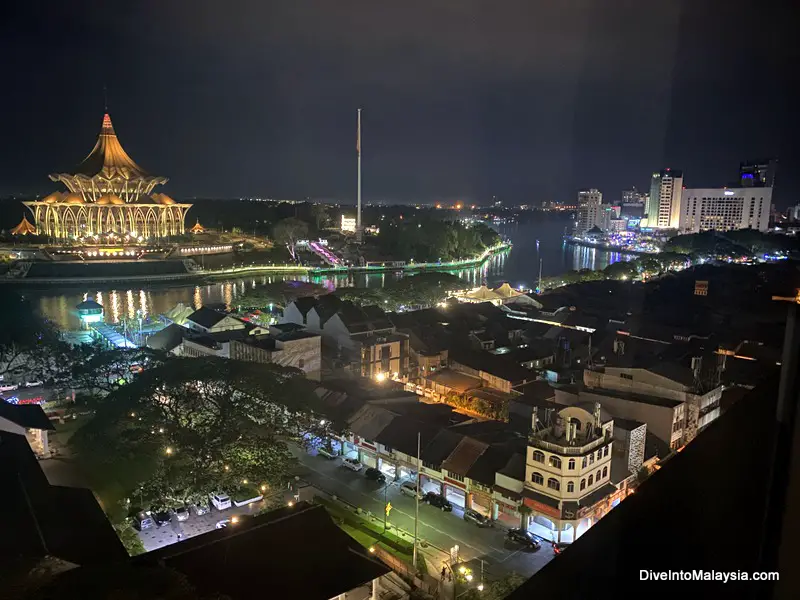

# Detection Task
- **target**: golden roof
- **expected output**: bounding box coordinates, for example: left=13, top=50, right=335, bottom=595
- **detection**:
left=41, top=192, right=63, bottom=204
left=151, top=193, right=176, bottom=205
left=71, top=113, right=150, bottom=180
left=11, top=215, right=37, bottom=235
left=97, top=193, right=125, bottom=205
left=63, top=193, right=85, bottom=205
left=189, top=220, right=205, bottom=233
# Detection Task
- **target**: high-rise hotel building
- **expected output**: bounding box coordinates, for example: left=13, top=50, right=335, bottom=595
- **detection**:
left=644, top=169, right=683, bottom=229
left=678, top=187, right=771, bottom=233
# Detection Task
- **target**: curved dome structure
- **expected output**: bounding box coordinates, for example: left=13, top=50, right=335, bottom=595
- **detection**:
left=42, top=192, right=63, bottom=204
left=22, top=112, right=192, bottom=241
left=152, top=193, right=176, bottom=205
left=63, top=193, right=85, bottom=205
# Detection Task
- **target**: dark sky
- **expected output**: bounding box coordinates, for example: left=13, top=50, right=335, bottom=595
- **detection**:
left=0, top=0, right=796, bottom=206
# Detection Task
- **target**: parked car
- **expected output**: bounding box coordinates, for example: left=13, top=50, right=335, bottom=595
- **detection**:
left=317, top=447, right=338, bottom=460
left=424, top=492, right=453, bottom=512
left=0, top=383, right=19, bottom=392
left=174, top=505, right=190, bottom=521
left=364, top=467, right=386, bottom=483
left=133, top=511, right=154, bottom=531
left=506, top=528, right=541, bottom=550
left=24, top=380, right=43, bottom=388
left=400, top=481, right=422, bottom=499
left=153, top=510, right=172, bottom=527
left=191, top=502, right=210, bottom=516
left=463, top=508, right=493, bottom=527
left=342, top=457, right=363, bottom=472
left=210, top=492, right=232, bottom=510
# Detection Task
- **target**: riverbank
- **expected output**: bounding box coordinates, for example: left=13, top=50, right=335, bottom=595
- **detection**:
left=563, top=236, right=654, bottom=256
left=1, top=243, right=511, bottom=286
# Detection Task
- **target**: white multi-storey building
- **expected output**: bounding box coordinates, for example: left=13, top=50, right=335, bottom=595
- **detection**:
left=645, top=169, right=683, bottom=229
left=678, top=187, right=771, bottom=233
left=576, top=189, right=603, bottom=234
left=523, top=404, right=615, bottom=543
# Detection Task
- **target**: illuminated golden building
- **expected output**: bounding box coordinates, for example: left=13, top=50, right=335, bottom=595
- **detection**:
left=24, top=113, right=191, bottom=241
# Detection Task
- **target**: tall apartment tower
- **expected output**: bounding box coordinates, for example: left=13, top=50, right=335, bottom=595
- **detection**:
left=645, top=169, right=683, bottom=229
left=576, top=189, right=603, bottom=234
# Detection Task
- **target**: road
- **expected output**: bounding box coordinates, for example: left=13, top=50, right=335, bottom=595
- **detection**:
left=293, top=448, right=555, bottom=580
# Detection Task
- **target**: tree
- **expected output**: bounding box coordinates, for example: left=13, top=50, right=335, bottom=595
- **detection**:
left=311, top=204, right=330, bottom=231
left=272, top=218, right=309, bottom=261
left=461, top=573, right=527, bottom=600
left=69, top=345, right=172, bottom=396
left=70, top=357, right=322, bottom=508
left=0, top=292, right=75, bottom=386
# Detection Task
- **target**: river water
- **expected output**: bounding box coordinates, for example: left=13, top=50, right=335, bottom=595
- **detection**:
left=27, top=216, right=633, bottom=330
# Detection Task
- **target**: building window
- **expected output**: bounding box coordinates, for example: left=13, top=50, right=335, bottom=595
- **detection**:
left=603, top=445, right=609, bottom=457
left=568, top=459, right=575, bottom=471
left=580, top=479, right=586, bottom=491
left=589, top=454, right=594, bottom=465
left=547, top=478, right=560, bottom=491
left=298, top=358, right=305, bottom=369
left=567, top=481, right=574, bottom=493
left=596, top=469, right=601, bottom=481
left=596, top=450, right=602, bottom=461
left=582, top=457, right=587, bottom=468
left=532, top=472, right=544, bottom=485
left=588, top=474, right=594, bottom=486
left=602, top=466, right=608, bottom=479
left=549, top=456, right=562, bottom=469
left=532, top=450, right=545, bottom=463
left=620, top=373, right=633, bottom=380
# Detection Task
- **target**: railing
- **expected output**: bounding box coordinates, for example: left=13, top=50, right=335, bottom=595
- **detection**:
left=529, top=432, right=608, bottom=455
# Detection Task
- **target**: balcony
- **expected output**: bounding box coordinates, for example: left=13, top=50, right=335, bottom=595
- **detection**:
left=529, top=430, right=609, bottom=456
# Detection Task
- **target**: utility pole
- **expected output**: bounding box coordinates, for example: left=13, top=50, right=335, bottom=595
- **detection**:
left=413, top=431, right=421, bottom=568
left=538, top=257, right=543, bottom=294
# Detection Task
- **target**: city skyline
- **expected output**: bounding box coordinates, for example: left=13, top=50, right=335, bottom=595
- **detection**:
left=0, top=1, right=795, bottom=207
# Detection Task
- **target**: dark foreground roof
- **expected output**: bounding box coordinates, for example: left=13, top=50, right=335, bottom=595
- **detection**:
left=509, top=376, right=781, bottom=598
left=136, top=502, right=389, bottom=600
left=0, top=401, right=55, bottom=430
left=1, top=432, right=127, bottom=567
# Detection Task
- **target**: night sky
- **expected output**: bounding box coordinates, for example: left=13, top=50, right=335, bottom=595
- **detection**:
left=1, top=0, right=796, bottom=206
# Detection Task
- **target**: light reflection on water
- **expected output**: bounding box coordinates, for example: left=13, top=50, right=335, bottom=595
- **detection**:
left=28, top=235, right=630, bottom=331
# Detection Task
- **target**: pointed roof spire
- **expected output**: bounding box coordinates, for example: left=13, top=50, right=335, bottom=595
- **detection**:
left=11, top=214, right=37, bottom=235
left=101, top=112, right=115, bottom=135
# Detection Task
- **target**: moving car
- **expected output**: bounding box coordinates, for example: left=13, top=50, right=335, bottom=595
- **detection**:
left=424, top=492, right=453, bottom=512
left=191, top=502, right=210, bottom=516
left=463, top=508, right=493, bottom=527
left=0, top=383, right=19, bottom=392
left=133, top=511, right=154, bottom=531
left=364, top=467, right=386, bottom=483
left=210, top=492, right=232, bottom=510
left=400, top=481, right=422, bottom=499
left=342, top=457, right=363, bottom=471
left=24, top=380, right=43, bottom=388
left=174, top=505, right=190, bottom=521
left=506, top=528, right=541, bottom=550
left=153, top=510, right=172, bottom=527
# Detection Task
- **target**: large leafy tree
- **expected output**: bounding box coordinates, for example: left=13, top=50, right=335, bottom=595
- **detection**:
left=0, top=293, right=75, bottom=386
left=70, top=357, right=323, bottom=507
left=272, top=217, right=309, bottom=261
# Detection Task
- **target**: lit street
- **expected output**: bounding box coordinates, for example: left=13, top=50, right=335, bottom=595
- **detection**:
left=292, top=447, right=555, bottom=579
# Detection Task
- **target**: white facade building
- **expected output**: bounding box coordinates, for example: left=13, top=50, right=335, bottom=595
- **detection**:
left=341, top=214, right=357, bottom=233
left=576, top=189, right=603, bottom=234
left=645, top=169, right=683, bottom=229
left=678, top=187, right=772, bottom=233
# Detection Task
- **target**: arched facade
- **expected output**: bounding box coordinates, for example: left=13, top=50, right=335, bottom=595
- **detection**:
left=21, top=112, right=191, bottom=242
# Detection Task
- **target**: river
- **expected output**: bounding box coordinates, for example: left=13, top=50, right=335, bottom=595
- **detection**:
left=27, top=215, right=634, bottom=330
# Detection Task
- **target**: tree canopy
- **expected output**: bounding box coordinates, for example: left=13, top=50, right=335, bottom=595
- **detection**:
left=272, top=217, right=309, bottom=261
left=373, top=219, right=501, bottom=262
left=70, top=357, right=323, bottom=510
left=333, top=272, right=466, bottom=310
